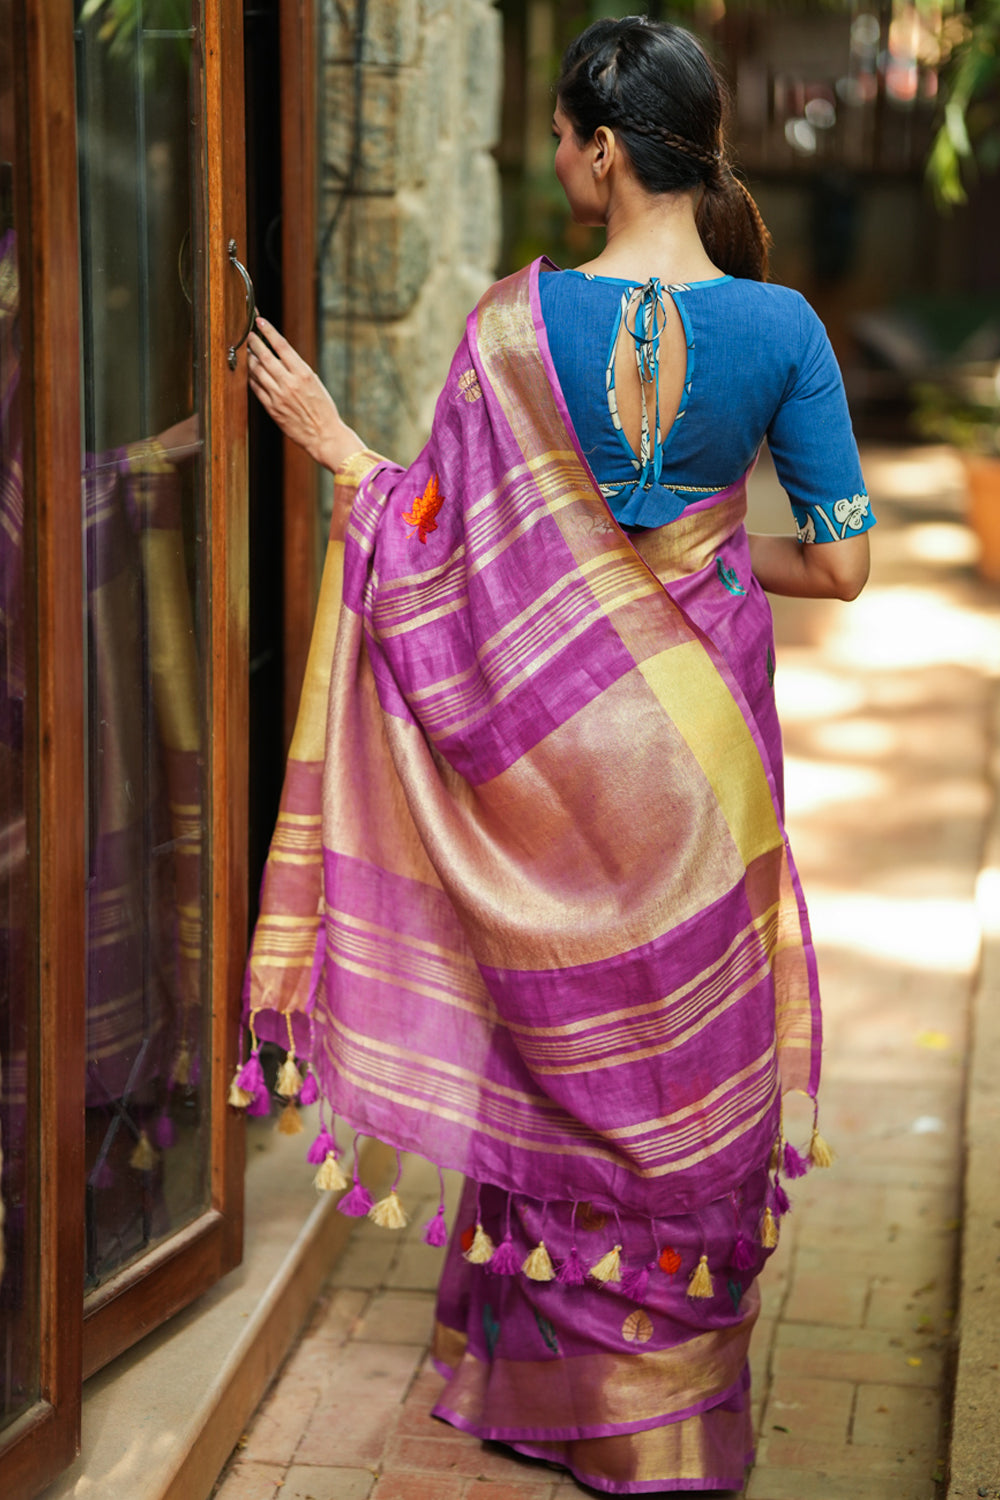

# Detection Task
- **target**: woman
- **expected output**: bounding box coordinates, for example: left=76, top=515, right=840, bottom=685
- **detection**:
left=242, top=16, right=872, bottom=1496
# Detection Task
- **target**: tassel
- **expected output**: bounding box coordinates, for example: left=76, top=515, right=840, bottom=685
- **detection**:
left=773, top=1180, right=791, bottom=1217
left=153, top=1110, right=176, bottom=1150
left=276, top=1056, right=302, bottom=1098
left=277, top=1101, right=303, bottom=1135
left=761, top=1206, right=779, bottom=1248
left=769, top=1136, right=782, bottom=1172
left=620, top=1260, right=653, bottom=1303
left=809, top=1126, right=835, bottom=1168
left=227, top=1072, right=253, bottom=1109
left=369, top=1190, right=409, bottom=1229
left=306, top=1128, right=337, bottom=1165
left=687, top=1254, right=714, bottom=1299
left=298, top=1072, right=319, bottom=1107
left=236, top=1051, right=264, bottom=1095
left=129, top=1130, right=157, bottom=1172
left=783, top=1141, right=810, bottom=1179
left=731, top=1232, right=757, bottom=1272
left=246, top=1081, right=272, bottom=1117
left=423, top=1205, right=449, bottom=1247
left=314, top=1151, right=350, bottom=1192
left=589, top=1244, right=623, bottom=1283
left=464, top=1222, right=496, bottom=1264
left=556, top=1245, right=588, bottom=1286
left=488, top=1234, right=521, bottom=1275
left=338, top=1180, right=375, bottom=1217
left=522, top=1241, right=555, bottom=1281
left=170, top=1043, right=191, bottom=1088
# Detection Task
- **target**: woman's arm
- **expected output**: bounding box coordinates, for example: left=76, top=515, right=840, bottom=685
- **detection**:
left=247, top=316, right=364, bottom=473
left=747, top=531, right=870, bottom=600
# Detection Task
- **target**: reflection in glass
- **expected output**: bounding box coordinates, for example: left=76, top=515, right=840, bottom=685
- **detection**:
left=75, top=0, right=210, bottom=1288
left=0, top=0, right=40, bottom=1430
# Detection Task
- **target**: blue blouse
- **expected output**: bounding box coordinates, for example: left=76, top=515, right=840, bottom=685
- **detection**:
left=539, top=268, right=873, bottom=543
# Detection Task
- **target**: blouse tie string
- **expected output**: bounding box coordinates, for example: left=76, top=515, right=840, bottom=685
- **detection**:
left=621, top=277, right=671, bottom=490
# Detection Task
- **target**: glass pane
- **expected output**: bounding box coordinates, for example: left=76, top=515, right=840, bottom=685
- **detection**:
left=0, top=0, right=41, bottom=1428
left=74, top=0, right=211, bottom=1290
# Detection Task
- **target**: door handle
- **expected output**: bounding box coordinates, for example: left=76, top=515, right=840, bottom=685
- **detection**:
left=227, top=239, right=256, bottom=369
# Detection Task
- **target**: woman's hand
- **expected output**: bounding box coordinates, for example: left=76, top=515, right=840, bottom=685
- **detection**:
left=247, top=315, right=364, bottom=473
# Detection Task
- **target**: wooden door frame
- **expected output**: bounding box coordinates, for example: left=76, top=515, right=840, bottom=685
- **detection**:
left=80, top=0, right=248, bottom=1378
left=279, top=0, right=318, bottom=746
left=0, top=0, right=86, bottom=1491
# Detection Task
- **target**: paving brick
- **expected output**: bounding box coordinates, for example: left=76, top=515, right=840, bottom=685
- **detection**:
left=853, top=1382, right=942, bottom=1450
left=783, top=1270, right=867, bottom=1328
left=354, top=1290, right=437, bottom=1345
left=330, top=1235, right=401, bottom=1289
left=372, top=1476, right=465, bottom=1500
left=307, top=1287, right=370, bottom=1343
left=756, top=1433, right=931, bottom=1475
left=213, top=1460, right=285, bottom=1500
left=383, top=1434, right=531, bottom=1480
left=463, top=1481, right=557, bottom=1498
left=242, top=1378, right=322, bottom=1465
left=746, top=1470, right=935, bottom=1500
left=387, top=1239, right=449, bottom=1292
left=283, top=1465, right=376, bottom=1499
left=761, top=1375, right=855, bottom=1445
left=772, top=1323, right=944, bottom=1387
left=295, top=1343, right=424, bottom=1466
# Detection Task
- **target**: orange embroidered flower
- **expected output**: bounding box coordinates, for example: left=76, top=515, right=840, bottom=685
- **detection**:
left=402, top=473, right=444, bottom=543
left=658, top=1246, right=682, bottom=1276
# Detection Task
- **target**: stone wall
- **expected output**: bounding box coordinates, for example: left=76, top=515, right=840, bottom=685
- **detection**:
left=318, top=0, right=502, bottom=489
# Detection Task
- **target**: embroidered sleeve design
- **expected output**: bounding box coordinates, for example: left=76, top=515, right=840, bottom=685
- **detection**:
left=402, top=474, right=445, bottom=543
left=793, top=492, right=874, bottom=544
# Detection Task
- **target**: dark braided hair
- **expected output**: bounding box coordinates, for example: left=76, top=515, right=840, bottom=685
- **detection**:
left=556, top=16, right=771, bottom=282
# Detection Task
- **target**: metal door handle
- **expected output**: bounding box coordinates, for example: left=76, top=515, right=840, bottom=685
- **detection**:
left=227, top=239, right=256, bottom=369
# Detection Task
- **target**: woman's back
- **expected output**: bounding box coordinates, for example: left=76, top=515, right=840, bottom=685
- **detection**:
left=540, top=267, right=873, bottom=543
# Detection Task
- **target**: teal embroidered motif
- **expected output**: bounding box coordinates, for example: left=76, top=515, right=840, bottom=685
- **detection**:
left=728, top=1278, right=743, bottom=1311
left=482, top=1304, right=500, bottom=1356
left=766, top=646, right=775, bottom=687
left=533, top=1310, right=560, bottom=1355
left=716, top=557, right=747, bottom=596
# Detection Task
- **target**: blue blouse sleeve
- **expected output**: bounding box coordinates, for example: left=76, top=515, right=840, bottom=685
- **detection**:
left=767, top=295, right=875, bottom=544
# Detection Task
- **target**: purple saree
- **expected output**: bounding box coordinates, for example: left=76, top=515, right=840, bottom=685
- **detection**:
left=244, top=259, right=827, bottom=1491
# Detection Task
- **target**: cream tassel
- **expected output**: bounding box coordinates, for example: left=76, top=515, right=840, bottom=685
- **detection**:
left=464, top=1222, right=496, bottom=1264
left=276, top=1056, right=302, bottom=1098
left=228, top=1072, right=253, bottom=1108
left=687, top=1254, right=714, bottom=1299
left=588, top=1244, right=623, bottom=1283
left=761, top=1206, right=779, bottom=1248
left=172, top=1043, right=191, bottom=1087
left=522, top=1240, right=555, bottom=1281
left=276, top=1101, right=303, bottom=1135
left=129, top=1130, right=157, bottom=1172
left=314, top=1151, right=349, bottom=1192
left=809, top=1126, right=835, bottom=1168
left=369, top=1190, right=410, bottom=1229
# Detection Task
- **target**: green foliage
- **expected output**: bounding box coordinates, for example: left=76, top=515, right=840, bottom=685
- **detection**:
left=913, top=367, right=1000, bottom=455
left=927, top=0, right=1000, bottom=207
left=78, top=0, right=191, bottom=69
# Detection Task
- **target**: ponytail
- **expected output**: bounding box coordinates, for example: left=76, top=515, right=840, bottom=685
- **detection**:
left=696, top=167, right=771, bottom=282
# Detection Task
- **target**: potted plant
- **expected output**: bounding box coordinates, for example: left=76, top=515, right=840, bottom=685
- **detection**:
left=913, top=365, right=1000, bottom=581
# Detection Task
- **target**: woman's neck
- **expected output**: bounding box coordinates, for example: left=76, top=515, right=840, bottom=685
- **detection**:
left=574, top=185, right=723, bottom=285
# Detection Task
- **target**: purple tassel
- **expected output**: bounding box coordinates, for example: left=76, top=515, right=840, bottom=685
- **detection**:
left=299, top=1072, right=319, bottom=1106
left=422, top=1205, right=449, bottom=1247
left=488, top=1234, right=521, bottom=1275
left=236, top=1051, right=265, bottom=1094
left=783, top=1141, right=810, bottom=1179
left=306, top=1128, right=336, bottom=1165
left=154, top=1111, right=176, bottom=1150
left=620, top=1260, right=653, bottom=1304
left=555, top=1245, right=588, bottom=1287
left=337, top=1181, right=375, bottom=1217
left=773, top=1180, right=791, bottom=1217
left=245, top=1081, right=272, bottom=1117
left=731, top=1233, right=756, bottom=1271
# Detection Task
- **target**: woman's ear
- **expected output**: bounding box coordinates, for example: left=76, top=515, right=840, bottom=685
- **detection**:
left=591, top=125, right=617, bottom=180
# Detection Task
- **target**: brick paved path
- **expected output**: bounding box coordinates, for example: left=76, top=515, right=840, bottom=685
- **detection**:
left=214, top=446, right=1000, bottom=1500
